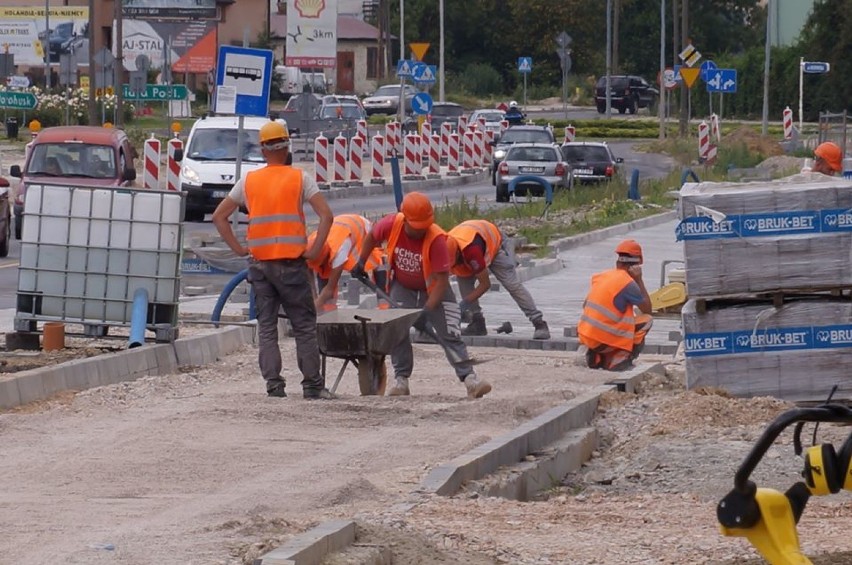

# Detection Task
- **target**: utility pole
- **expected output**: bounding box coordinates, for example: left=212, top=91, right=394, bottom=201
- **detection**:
left=438, top=0, right=444, bottom=102
left=605, top=0, right=612, bottom=118
left=612, top=0, right=620, bottom=75
left=114, top=0, right=124, bottom=127
left=678, top=0, right=689, bottom=137
left=659, top=0, right=666, bottom=140
left=87, top=0, right=96, bottom=125
left=761, top=0, right=771, bottom=136
left=44, top=0, right=50, bottom=89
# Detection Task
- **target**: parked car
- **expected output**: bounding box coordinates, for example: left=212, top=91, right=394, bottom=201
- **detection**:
left=595, top=75, right=659, bottom=114
left=489, top=124, right=556, bottom=185
left=431, top=102, right=465, bottom=131
left=362, top=84, right=416, bottom=116
left=177, top=115, right=285, bottom=222
left=560, top=141, right=623, bottom=183
left=315, top=99, right=368, bottom=140
left=0, top=175, right=10, bottom=257
left=468, top=109, right=505, bottom=134
left=494, top=143, right=572, bottom=203
left=320, top=94, right=366, bottom=113
left=10, top=126, right=138, bottom=240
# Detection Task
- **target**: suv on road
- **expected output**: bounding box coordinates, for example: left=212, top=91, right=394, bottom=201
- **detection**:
left=560, top=141, right=623, bottom=183
left=10, top=126, right=137, bottom=240
left=362, top=84, right=416, bottom=116
left=489, top=124, right=556, bottom=185
left=595, top=75, right=658, bottom=115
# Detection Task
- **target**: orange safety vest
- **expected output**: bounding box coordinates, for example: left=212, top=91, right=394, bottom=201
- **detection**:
left=577, top=269, right=637, bottom=351
left=313, top=214, right=384, bottom=279
left=244, top=165, right=307, bottom=260
left=448, top=220, right=503, bottom=277
left=386, top=212, right=445, bottom=292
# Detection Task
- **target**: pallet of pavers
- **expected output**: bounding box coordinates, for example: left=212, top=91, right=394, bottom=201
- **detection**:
left=677, top=173, right=852, bottom=299
left=682, top=298, right=852, bottom=401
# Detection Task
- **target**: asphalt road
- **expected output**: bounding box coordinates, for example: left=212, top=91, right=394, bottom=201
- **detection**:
left=0, top=140, right=675, bottom=310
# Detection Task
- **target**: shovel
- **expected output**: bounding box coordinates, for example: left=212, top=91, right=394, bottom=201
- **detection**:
left=353, top=273, right=481, bottom=369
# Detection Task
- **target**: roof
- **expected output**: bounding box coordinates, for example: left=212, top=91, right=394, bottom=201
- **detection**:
left=189, top=115, right=275, bottom=131
left=33, top=126, right=126, bottom=145
left=270, top=14, right=385, bottom=40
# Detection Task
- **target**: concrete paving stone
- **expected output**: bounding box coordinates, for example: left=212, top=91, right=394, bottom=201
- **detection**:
left=41, top=366, right=67, bottom=397
left=541, top=339, right=570, bottom=351
left=14, top=370, right=46, bottom=405
left=154, top=344, right=178, bottom=373
left=523, top=339, right=544, bottom=350
left=142, top=347, right=160, bottom=373
left=123, top=349, right=150, bottom=378
left=172, top=339, right=192, bottom=366
left=0, top=377, right=22, bottom=410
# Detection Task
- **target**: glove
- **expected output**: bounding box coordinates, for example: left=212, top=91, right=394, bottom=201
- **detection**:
left=350, top=261, right=368, bottom=282
left=459, top=300, right=472, bottom=324
left=412, top=309, right=429, bottom=332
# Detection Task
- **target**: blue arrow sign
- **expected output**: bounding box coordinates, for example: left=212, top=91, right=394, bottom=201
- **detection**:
left=700, top=60, right=717, bottom=81
left=216, top=45, right=273, bottom=117
left=802, top=61, right=830, bottom=74
left=413, top=64, right=437, bottom=85
left=396, top=59, right=414, bottom=78
left=705, top=68, right=737, bottom=93
left=412, top=92, right=433, bottom=116
left=518, top=57, right=532, bottom=74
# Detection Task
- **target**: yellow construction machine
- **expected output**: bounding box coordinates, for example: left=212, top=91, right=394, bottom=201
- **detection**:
left=649, top=259, right=687, bottom=315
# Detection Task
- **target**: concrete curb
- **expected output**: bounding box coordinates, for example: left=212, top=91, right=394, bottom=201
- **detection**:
left=255, top=520, right=356, bottom=565
left=548, top=209, right=678, bottom=253
left=0, top=324, right=257, bottom=410
left=461, top=334, right=677, bottom=355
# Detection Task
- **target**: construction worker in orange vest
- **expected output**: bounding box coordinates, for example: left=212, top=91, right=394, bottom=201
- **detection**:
left=212, top=121, right=335, bottom=400
left=577, top=239, right=653, bottom=371
left=812, top=141, right=843, bottom=176
left=306, top=214, right=387, bottom=311
left=354, top=192, right=492, bottom=399
left=447, top=219, right=550, bottom=339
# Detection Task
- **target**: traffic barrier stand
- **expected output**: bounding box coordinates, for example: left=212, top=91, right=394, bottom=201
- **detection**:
left=710, top=113, right=721, bottom=143
left=143, top=135, right=160, bottom=190
left=331, top=133, right=348, bottom=187
left=499, top=119, right=509, bottom=135
left=484, top=130, right=495, bottom=165
left=166, top=138, right=182, bottom=191
left=385, top=121, right=399, bottom=158
left=473, top=129, right=485, bottom=169
left=402, top=133, right=424, bottom=179
left=348, top=136, right=364, bottom=187
left=461, top=130, right=476, bottom=173
left=563, top=124, right=576, bottom=144
left=447, top=132, right=461, bottom=176
left=314, top=136, right=330, bottom=189
left=783, top=106, right=793, bottom=140
left=356, top=119, right=368, bottom=145
left=370, top=134, right=385, bottom=184
left=427, top=133, right=441, bottom=178
left=457, top=115, right=468, bottom=133
left=440, top=122, right=451, bottom=163
left=421, top=121, right=431, bottom=164
left=698, top=120, right=710, bottom=161
left=705, top=144, right=718, bottom=165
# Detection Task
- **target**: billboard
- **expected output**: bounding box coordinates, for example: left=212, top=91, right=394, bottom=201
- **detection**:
left=0, top=6, right=89, bottom=66
left=122, top=20, right=217, bottom=74
left=286, top=0, right=338, bottom=68
left=122, top=0, right=217, bottom=20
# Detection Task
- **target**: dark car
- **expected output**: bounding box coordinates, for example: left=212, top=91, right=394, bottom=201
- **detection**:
left=560, top=142, right=623, bottom=183
left=0, top=175, right=10, bottom=257
left=595, top=75, right=659, bottom=115
left=401, top=101, right=465, bottom=134
left=489, top=125, right=556, bottom=185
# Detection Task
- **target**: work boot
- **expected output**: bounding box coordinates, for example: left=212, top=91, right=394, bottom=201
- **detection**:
left=532, top=319, right=551, bottom=340
left=462, top=313, right=487, bottom=336
left=388, top=376, right=410, bottom=396
left=267, top=383, right=287, bottom=398
left=464, top=374, right=492, bottom=399
left=303, top=387, right=336, bottom=400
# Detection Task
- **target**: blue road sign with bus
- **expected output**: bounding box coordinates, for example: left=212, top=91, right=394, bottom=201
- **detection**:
left=215, top=45, right=273, bottom=117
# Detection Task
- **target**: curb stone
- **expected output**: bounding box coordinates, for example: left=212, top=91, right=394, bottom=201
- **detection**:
left=548, top=209, right=678, bottom=253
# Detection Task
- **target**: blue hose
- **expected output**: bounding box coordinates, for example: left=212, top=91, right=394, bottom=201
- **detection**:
left=211, top=268, right=256, bottom=327
left=681, top=168, right=700, bottom=187
left=128, top=287, right=149, bottom=348
left=390, top=153, right=403, bottom=210
left=628, top=169, right=640, bottom=200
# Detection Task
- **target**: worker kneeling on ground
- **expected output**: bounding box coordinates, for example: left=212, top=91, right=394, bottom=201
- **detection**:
left=577, top=239, right=653, bottom=371
left=354, top=192, right=492, bottom=399
left=447, top=219, right=550, bottom=339
left=306, top=214, right=388, bottom=311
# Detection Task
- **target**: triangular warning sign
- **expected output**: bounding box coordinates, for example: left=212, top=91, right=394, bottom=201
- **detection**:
left=680, top=67, right=700, bottom=88
left=419, top=66, right=435, bottom=82
left=397, top=60, right=412, bottom=76
left=519, top=59, right=531, bottom=72
left=409, top=42, right=430, bottom=62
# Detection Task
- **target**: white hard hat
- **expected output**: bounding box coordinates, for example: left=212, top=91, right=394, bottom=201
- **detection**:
left=509, top=101, right=518, bottom=108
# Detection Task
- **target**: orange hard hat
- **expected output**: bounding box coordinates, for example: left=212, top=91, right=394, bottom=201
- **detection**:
left=815, top=142, right=843, bottom=172
left=400, top=192, right=434, bottom=229
left=615, top=239, right=643, bottom=264
left=305, top=232, right=331, bottom=270
left=258, top=121, right=290, bottom=145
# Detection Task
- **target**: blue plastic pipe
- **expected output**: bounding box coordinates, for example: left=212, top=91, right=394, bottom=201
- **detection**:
left=628, top=169, right=640, bottom=200
left=212, top=268, right=255, bottom=327
left=508, top=175, right=553, bottom=204
left=128, top=287, right=149, bottom=349
left=390, top=153, right=403, bottom=210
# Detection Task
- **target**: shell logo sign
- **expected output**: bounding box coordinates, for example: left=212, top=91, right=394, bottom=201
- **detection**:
left=295, top=0, right=325, bottom=18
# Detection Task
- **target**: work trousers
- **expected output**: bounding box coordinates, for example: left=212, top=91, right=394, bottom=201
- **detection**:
left=248, top=258, right=324, bottom=393
left=585, top=313, right=654, bottom=371
left=456, top=244, right=543, bottom=323
left=389, top=282, right=474, bottom=381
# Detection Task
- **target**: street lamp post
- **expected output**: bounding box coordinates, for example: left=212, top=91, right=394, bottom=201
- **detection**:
left=659, top=0, right=665, bottom=139
left=45, top=0, right=51, bottom=89
left=605, top=0, right=612, bottom=117
left=438, top=0, right=444, bottom=102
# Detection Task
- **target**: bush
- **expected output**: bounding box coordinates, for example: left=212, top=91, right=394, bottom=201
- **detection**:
left=0, top=86, right=136, bottom=127
left=454, top=63, right=503, bottom=97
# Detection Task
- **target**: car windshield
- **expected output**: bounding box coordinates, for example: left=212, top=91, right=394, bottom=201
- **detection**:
left=186, top=128, right=264, bottom=162
left=475, top=111, right=504, bottom=122
left=319, top=105, right=365, bottom=119
left=562, top=145, right=612, bottom=162
left=432, top=105, right=463, bottom=117
left=373, top=85, right=402, bottom=97
left=27, top=143, right=116, bottom=179
left=507, top=146, right=557, bottom=162
left=597, top=76, right=629, bottom=89
left=499, top=130, right=552, bottom=144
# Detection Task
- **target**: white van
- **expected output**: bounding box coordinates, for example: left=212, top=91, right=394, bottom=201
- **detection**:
left=274, top=65, right=303, bottom=97
left=178, top=115, right=287, bottom=222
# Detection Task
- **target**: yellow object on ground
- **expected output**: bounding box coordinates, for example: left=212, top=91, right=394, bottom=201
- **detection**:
left=650, top=282, right=686, bottom=312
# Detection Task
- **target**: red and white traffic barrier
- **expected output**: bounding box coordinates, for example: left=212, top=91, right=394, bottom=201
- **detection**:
left=447, top=132, right=460, bottom=175
left=440, top=122, right=451, bottom=162
left=710, top=113, right=721, bottom=143
left=421, top=121, right=431, bottom=162
left=356, top=119, right=368, bottom=143
left=166, top=138, right=182, bottom=191
left=385, top=121, right=401, bottom=157
left=314, top=136, right=330, bottom=186
left=332, top=134, right=347, bottom=184
left=457, top=115, right=468, bottom=133
left=143, top=136, right=160, bottom=190
left=473, top=129, right=485, bottom=168
left=698, top=120, right=710, bottom=160
left=462, top=130, right=475, bottom=171
left=370, top=134, right=385, bottom=183
left=563, top=124, right=576, bottom=144
left=706, top=143, right=718, bottom=164
left=484, top=130, right=495, bottom=164
left=348, top=136, right=364, bottom=184
left=783, top=106, right=793, bottom=140
left=429, top=133, right=441, bottom=175
left=499, top=120, right=509, bottom=134
left=403, top=133, right=421, bottom=177
left=476, top=116, right=486, bottom=132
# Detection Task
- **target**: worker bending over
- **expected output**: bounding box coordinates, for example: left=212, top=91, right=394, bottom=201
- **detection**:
left=578, top=239, right=653, bottom=371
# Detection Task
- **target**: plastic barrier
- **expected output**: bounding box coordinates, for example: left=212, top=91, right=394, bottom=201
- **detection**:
left=332, top=133, right=347, bottom=185
left=440, top=122, right=451, bottom=162
left=421, top=121, right=431, bottom=163
left=457, top=115, right=468, bottom=133
left=348, top=136, right=363, bottom=184
left=698, top=120, right=710, bottom=160
left=563, top=125, right=576, bottom=144
left=783, top=106, right=793, bottom=140
left=428, top=133, right=440, bottom=175
left=403, top=133, right=420, bottom=176
left=462, top=130, right=475, bottom=171
left=314, top=136, right=330, bottom=187
left=143, top=136, right=160, bottom=190
left=473, top=129, right=485, bottom=168
left=447, top=132, right=460, bottom=175
left=370, top=134, right=385, bottom=183
left=166, top=138, right=182, bottom=191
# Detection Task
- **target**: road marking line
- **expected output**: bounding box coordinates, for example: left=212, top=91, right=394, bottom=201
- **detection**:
left=0, top=262, right=20, bottom=269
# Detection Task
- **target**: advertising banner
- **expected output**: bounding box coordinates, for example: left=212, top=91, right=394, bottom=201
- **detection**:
left=122, top=0, right=217, bottom=20
left=0, top=6, right=89, bottom=66
left=286, top=0, right=338, bottom=68
left=123, top=20, right=217, bottom=74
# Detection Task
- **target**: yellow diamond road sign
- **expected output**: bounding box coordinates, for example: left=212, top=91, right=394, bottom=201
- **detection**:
left=680, top=67, right=701, bottom=88
left=409, top=42, right=430, bottom=62
left=679, top=44, right=702, bottom=68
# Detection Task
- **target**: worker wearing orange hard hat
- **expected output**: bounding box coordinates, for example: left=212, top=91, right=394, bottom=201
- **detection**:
left=577, top=239, right=653, bottom=371
left=354, top=192, right=491, bottom=399
left=212, top=120, right=334, bottom=400
left=306, top=214, right=387, bottom=311
left=812, top=142, right=843, bottom=176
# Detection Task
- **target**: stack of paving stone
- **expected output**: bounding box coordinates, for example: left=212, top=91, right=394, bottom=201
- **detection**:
left=677, top=173, right=852, bottom=400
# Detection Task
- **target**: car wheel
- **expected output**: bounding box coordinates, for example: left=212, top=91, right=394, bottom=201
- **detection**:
left=496, top=184, right=509, bottom=203
left=627, top=97, right=637, bottom=115
left=596, top=103, right=605, bottom=114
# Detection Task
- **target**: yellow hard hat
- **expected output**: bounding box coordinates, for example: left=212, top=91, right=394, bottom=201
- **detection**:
left=258, top=121, right=290, bottom=144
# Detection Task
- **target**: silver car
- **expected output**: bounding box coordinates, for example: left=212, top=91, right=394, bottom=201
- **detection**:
left=362, top=84, right=416, bottom=115
left=468, top=109, right=505, bottom=134
left=494, top=143, right=572, bottom=202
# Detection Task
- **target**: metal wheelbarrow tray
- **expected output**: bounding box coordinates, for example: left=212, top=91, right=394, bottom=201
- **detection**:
left=316, top=308, right=422, bottom=396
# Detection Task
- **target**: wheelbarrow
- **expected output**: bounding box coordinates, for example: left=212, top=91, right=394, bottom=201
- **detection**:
left=316, top=308, right=423, bottom=396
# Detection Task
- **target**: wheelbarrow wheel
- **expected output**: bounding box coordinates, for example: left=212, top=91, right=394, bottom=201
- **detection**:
left=357, top=355, right=388, bottom=396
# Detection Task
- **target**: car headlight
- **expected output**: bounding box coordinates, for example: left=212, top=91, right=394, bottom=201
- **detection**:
left=181, top=165, right=201, bottom=186
left=493, top=149, right=507, bottom=160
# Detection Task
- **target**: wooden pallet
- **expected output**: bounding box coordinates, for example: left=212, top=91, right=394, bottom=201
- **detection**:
left=692, top=286, right=852, bottom=313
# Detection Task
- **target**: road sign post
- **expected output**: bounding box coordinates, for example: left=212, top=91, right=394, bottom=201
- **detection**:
left=518, top=56, right=532, bottom=108
left=555, top=32, right=572, bottom=120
